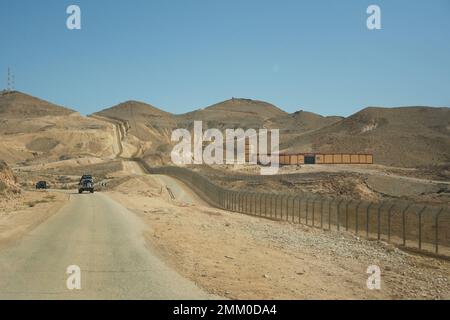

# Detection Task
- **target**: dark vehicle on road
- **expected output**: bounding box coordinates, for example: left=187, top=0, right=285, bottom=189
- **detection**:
left=78, top=175, right=94, bottom=194
left=79, top=175, right=93, bottom=183
left=35, top=181, right=47, bottom=189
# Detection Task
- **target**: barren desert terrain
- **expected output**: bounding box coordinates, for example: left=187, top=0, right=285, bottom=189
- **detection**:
left=1, top=90, right=449, bottom=299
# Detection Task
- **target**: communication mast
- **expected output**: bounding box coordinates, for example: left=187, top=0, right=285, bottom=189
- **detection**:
left=6, top=67, right=15, bottom=92
left=7, top=67, right=11, bottom=91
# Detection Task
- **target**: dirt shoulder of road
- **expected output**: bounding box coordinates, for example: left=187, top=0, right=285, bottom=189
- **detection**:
left=107, top=175, right=450, bottom=300
left=0, top=190, right=68, bottom=248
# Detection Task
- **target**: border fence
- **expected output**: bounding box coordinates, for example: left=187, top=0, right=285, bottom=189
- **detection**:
left=138, top=162, right=450, bottom=257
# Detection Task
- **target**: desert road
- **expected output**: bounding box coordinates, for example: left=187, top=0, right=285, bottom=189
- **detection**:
left=0, top=191, right=215, bottom=300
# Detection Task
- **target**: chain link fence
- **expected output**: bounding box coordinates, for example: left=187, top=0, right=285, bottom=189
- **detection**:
left=143, top=163, right=450, bottom=257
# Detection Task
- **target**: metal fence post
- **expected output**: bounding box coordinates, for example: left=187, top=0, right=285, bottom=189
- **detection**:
left=285, top=195, right=289, bottom=221
left=225, top=191, right=231, bottom=210
left=278, top=194, right=282, bottom=220
left=258, top=194, right=262, bottom=216
left=435, top=208, right=443, bottom=254
left=337, top=199, right=344, bottom=231
left=237, top=192, right=241, bottom=212
left=278, top=195, right=282, bottom=220
left=250, top=193, right=254, bottom=214
left=402, top=204, right=411, bottom=247
left=291, top=196, right=295, bottom=223
left=280, top=195, right=284, bottom=220
left=275, top=195, right=279, bottom=219
left=224, top=191, right=228, bottom=209
left=298, top=196, right=303, bottom=224
left=306, top=197, right=310, bottom=226
left=264, top=194, right=268, bottom=217
left=387, top=204, right=395, bottom=242
left=377, top=202, right=384, bottom=241
left=297, top=196, right=302, bottom=224
left=417, top=206, right=426, bottom=250
left=312, top=197, right=316, bottom=227
left=231, top=191, right=234, bottom=211
left=328, top=200, right=332, bottom=230
left=230, top=191, right=233, bottom=210
left=228, top=191, right=234, bottom=211
left=320, top=199, right=324, bottom=229
left=273, top=195, right=276, bottom=219
left=284, top=195, right=289, bottom=221
left=366, top=203, right=373, bottom=239
left=240, top=191, right=243, bottom=212
left=257, top=193, right=261, bottom=216
left=270, top=195, right=274, bottom=218
left=355, top=201, right=362, bottom=235
left=345, top=200, right=350, bottom=231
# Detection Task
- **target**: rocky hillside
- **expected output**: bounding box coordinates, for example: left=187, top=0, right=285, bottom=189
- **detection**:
left=177, top=98, right=287, bottom=130
left=94, top=100, right=177, bottom=156
left=0, top=91, right=118, bottom=164
left=0, top=91, right=75, bottom=118
left=0, top=160, right=20, bottom=196
left=283, top=107, right=450, bottom=167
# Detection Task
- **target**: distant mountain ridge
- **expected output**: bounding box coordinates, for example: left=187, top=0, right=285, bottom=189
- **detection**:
left=1, top=91, right=449, bottom=168
left=95, top=97, right=449, bottom=167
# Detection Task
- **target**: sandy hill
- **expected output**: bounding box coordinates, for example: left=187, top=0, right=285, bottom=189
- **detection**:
left=95, top=100, right=172, bottom=120
left=205, top=98, right=287, bottom=119
left=0, top=91, right=75, bottom=118
left=0, top=92, right=118, bottom=165
left=177, top=98, right=287, bottom=129
left=284, top=106, right=450, bottom=167
left=94, top=100, right=178, bottom=155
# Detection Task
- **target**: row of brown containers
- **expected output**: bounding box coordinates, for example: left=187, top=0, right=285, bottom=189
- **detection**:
left=244, top=153, right=374, bottom=165
left=243, top=142, right=373, bottom=165
left=278, top=153, right=373, bottom=165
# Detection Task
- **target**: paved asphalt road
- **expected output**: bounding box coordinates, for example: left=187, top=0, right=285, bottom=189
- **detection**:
left=0, top=191, right=215, bottom=299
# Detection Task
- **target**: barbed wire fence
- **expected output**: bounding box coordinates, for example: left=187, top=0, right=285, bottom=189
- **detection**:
left=139, top=163, right=450, bottom=257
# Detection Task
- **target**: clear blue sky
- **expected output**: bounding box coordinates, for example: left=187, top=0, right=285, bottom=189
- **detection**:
left=1, top=0, right=449, bottom=116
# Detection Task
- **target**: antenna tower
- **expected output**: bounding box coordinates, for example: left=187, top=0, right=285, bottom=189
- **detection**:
left=6, top=67, right=15, bottom=92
